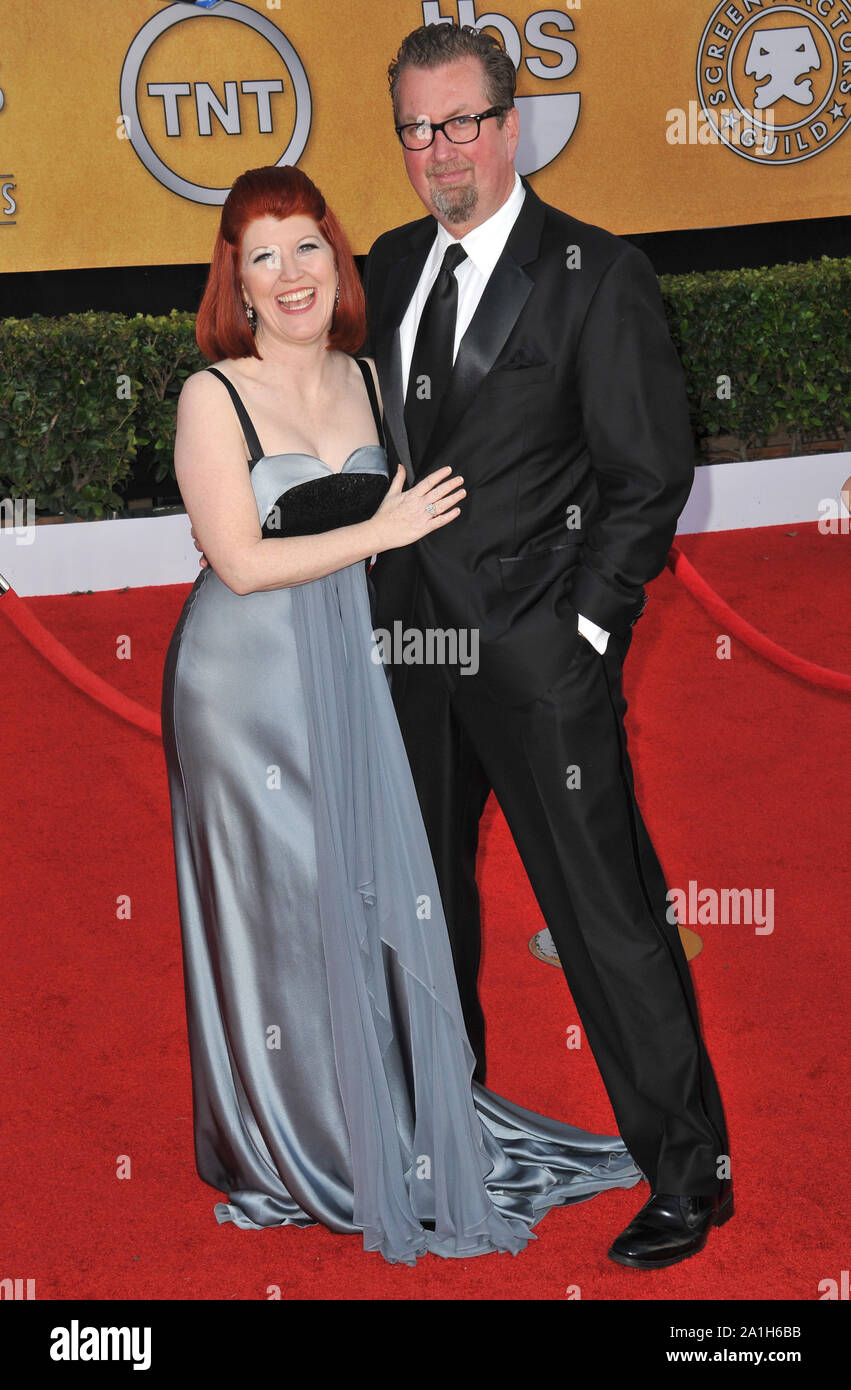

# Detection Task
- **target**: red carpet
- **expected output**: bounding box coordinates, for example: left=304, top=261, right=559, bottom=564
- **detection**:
left=2, top=521, right=848, bottom=1300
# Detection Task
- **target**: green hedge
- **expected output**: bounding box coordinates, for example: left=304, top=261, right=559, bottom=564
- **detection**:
left=1, top=256, right=849, bottom=520
left=661, top=255, right=850, bottom=458
left=0, top=311, right=205, bottom=520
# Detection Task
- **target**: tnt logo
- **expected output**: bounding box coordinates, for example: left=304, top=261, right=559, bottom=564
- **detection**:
left=119, top=0, right=311, bottom=205
left=421, top=1, right=581, bottom=175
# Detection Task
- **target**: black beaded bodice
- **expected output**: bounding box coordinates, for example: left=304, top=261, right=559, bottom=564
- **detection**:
left=260, top=464, right=390, bottom=539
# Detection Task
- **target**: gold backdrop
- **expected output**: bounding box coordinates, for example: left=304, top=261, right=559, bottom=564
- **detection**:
left=1, top=0, right=849, bottom=272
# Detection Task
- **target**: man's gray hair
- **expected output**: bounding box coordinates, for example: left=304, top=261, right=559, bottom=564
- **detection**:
left=388, top=24, right=516, bottom=124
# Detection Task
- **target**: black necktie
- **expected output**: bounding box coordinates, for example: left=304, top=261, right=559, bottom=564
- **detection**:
left=404, top=242, right=467, bottom=470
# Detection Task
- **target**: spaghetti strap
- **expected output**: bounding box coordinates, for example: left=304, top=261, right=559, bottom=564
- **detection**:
left=355, top=358, right=386, bottom=449
left=206, top=367, right=265, bottom=465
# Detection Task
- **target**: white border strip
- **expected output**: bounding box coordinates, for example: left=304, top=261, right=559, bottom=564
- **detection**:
left=676, top=451, right=850, bottom=534
left=1, top=452, right=848, bottom=597
left=0, top=513, right=199, bottom=597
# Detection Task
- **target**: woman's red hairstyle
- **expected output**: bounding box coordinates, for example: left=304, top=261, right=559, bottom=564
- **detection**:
left=195, top=164, right=365, bottom=360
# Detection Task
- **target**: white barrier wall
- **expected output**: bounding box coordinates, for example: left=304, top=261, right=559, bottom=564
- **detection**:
left=1, top=453, right=849, bottom=598
left=676, top=452, right=850, bottom=536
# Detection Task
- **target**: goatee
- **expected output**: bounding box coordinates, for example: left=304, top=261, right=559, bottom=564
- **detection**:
left=430, top=183, right=478, bottom=224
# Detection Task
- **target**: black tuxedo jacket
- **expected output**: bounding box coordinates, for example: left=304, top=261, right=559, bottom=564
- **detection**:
left=362, top=179, right=695, bottom=706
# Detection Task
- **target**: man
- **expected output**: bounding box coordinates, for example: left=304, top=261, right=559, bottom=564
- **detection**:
left=362, top=23, right=732, bottom=1269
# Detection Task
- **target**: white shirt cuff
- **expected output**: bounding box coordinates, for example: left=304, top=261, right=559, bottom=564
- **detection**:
left=577, top=612, right=610, bottom=654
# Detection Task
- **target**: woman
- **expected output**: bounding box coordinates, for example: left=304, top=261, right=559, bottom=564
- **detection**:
left=161, top=164, right=642, bottom=1265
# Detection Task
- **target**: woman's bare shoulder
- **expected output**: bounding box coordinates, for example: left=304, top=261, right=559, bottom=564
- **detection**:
left=180, top=362, right=226, bottom=394
left=176, top=364, right=245, bottom=455
left=178, top=363, right=242, bottom=420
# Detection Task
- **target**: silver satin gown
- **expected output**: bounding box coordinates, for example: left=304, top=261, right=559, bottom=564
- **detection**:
left=160, top=361, right=643, bottom=1265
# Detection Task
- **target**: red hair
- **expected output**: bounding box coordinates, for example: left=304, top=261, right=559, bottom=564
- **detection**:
left=196, top=165, right=365, bottom=360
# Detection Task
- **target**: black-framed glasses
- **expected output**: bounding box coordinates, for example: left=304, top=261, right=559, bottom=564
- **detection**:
left=395, top=106, right=506, bottom=151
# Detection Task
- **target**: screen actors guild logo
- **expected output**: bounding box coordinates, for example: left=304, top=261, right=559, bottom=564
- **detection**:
left=119, top=1, right=311, bottom=205
left=697, top=1, right=850, bottom=165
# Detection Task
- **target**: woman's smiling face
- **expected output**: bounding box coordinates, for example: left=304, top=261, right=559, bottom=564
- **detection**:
left=239, top=215, right=337, bottom=349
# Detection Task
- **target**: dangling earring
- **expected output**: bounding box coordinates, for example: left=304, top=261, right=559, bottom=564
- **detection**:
left=334, top=282, right=340, bottom=309
left=244, top=301, right=257, bottom=332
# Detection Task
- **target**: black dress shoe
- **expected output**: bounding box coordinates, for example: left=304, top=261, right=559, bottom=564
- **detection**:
left=608, top=1189, right=734, bottom=1269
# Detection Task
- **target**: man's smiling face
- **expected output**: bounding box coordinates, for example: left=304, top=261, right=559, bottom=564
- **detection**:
left=395, top=56, right=519, bottom=235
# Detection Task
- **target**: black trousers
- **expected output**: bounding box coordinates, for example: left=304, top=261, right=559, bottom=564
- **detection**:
left=388, top=624, right=730, bottom=1196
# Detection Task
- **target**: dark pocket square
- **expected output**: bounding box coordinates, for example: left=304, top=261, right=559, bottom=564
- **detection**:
left=485, top=360, right=552, bottom=391
left=496, top=351, right=549, bottom=370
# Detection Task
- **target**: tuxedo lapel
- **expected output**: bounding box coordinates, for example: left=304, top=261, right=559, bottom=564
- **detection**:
left=416, top=184, right=546, bottom=474
left=374, top=219, right=435, bottom=481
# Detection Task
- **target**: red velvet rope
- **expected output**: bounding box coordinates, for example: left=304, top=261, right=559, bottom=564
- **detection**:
left=0, top=583, right=162, bottom=737
left=667, top=545, right=851, bottom=694
left=2, top=547, right=848, bottom=743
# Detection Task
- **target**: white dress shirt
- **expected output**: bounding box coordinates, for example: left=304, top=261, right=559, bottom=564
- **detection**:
left=399, top=172, right=609, bottom=654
